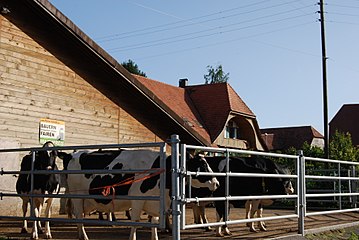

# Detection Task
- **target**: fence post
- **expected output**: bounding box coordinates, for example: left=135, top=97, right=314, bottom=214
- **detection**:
left=351, top=166, right=357, bottom=208
left=170, top=134, right=181, bottom=240
left=297, top=150, right=306, bottom=235
left=224, top=149, right=230, bottom=223
left=30, top=151, right=36, bottom=220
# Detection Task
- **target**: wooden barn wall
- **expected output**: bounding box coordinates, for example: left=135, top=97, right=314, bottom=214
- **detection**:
left=0, top=16, right=159, bottom=149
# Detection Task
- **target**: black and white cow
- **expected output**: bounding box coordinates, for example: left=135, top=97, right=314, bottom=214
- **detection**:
left=244, top=199, right=274, bottom=232
left=188, top=187, right=213, bottom=231
left=63, top=149, right=219, bottom=240
left=15, top=141, right=60, bottom=239
left=212, top=156, right=294, bottom=236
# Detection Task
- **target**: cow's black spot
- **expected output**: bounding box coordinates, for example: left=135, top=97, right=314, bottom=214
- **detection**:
left=140, top=156, right=160, bottom=193
left=79, top=150, right=123, bottom=178
left=139, top=156, right=172, bottom=194
left=113, top=162, right=123, bottom=170
left=89, top=167, right=134, bottom=205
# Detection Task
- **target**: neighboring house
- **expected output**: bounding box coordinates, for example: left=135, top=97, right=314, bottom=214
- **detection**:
left=261, top=126, right=324, bottom=151
left=135, top=76, right=266, bottom=151
left=330, top=104, right=359, bottom=147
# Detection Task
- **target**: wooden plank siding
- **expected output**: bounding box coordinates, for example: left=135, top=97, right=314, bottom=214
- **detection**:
left=0, top=16, right=159, bottom=148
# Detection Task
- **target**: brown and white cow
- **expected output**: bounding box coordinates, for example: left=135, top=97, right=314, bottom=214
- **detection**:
left=16, top=141, right=60, bottom=239
left=63, top=149, right=219, bottom=240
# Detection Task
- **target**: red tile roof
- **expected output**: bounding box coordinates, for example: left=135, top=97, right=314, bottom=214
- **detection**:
left=186, top=83, right=255, bottom=141
left=133, top=75, right=256, bottom=143
left=133, top=75, right=211, bottom=144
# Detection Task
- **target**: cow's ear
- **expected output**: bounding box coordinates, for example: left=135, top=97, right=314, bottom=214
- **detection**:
left=58, top=152, right=72, bottom=161
left=186, top=152, right=194, bottom=159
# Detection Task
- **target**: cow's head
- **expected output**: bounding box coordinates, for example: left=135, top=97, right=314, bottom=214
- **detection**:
left=266, top=167, right=294, bottom=195
left=279, top=167, right=294, bottom=195
left=36, top=141, right=58, bottom=171
left=284, top=180, right=294, bottom=194
left=187, top=154, right=219, bottom=192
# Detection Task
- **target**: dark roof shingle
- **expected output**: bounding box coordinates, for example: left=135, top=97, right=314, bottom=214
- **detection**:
left=261, top=126, right=324, bottom=150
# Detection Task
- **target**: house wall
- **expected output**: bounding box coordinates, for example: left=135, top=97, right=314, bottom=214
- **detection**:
left=0, top=15, right=160, bottom=215
left=214, top=115, right=265, bottom=150
left=311, top=138, right=324, bottom=149
left=0, top=16, right=159, bottom=148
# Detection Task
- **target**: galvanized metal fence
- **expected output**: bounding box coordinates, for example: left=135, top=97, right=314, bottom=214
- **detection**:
left=172, top=143, right=359, bottom=239
left=0, top=135, right=359, bottom=240
left=0, top=140, right=168, bottom=230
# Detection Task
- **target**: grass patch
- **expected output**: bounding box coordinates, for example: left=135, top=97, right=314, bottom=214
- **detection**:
left=306, top=228, right=359, bottom=240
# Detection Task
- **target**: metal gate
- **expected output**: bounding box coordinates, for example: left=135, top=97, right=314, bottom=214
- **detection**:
left=171, top=142, right=359, bottom=239
left=0, top=140, right=168, bottom=231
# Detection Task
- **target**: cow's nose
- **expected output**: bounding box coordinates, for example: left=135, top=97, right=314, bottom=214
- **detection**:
left=286, top=187, right=294, bottom=194
left=213, top=179, right=220, bottom=190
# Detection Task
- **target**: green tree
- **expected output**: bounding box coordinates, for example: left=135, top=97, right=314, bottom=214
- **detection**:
left=329, top=130, right=359, bottom=161
left=122, top=59, right=147, bottom=77
left=204, top=64, right=229, bottom=84
left=278, top=131, right=358, bottom=161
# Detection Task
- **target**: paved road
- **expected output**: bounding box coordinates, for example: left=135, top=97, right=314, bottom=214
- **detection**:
left=1, top=208, right=358, bottom=239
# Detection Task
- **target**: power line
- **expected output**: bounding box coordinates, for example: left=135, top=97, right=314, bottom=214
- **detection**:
left=328, top=12, right=359, bottom=17
left=328, top=20, right=359, bottom=26
left=96, top=0, right=305, bottom=42
left=109, top=11, right=315, bottom=52
left=132, top=21, right=315, bottom=61
left=327, top=3, right=359, bottom=9
left=95, top=0, right=271, bottom=41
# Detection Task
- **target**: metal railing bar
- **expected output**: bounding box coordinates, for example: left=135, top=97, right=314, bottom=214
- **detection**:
left=1, top=192, right=161, bottom=201
left=305, top=157, right=359, bottom=166
left=0, top=142, right=166, bottom=153
left=185, top=145, right=298, bottom=159
left=306, top=207, right=359, bottom=217
left=0, top=215, right=160, bottom=228
left=3, top=168, right=164, bottom=175
left=307, top=192, right=359, bottom=198
left=306, top=175, right=359, bottom=181
left=185, top=194, right=298, bottom=203
left=186, top=171, right=296, bottom=179
left=183, top=214, right=298, bottom=230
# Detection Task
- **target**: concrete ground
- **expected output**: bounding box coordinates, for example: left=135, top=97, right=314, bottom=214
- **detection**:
left=0, top=208, right=358, bottom=239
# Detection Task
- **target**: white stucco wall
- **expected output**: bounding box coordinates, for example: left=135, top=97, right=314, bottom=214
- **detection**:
left=0, top=139, right=22, bottom=215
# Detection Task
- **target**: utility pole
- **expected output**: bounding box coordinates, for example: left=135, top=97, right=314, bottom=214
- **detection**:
left=318, top=0, right=329, bottom=158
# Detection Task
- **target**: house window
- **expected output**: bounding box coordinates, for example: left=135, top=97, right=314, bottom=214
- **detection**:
left=225, top=120, right=240, bottom=139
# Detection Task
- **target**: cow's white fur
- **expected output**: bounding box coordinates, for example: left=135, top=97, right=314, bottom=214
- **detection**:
left=66, top=150, right=218, bottom=240
left=245, top=181, right=294, bottom=232
left=20, top=192, right=57, bottom=239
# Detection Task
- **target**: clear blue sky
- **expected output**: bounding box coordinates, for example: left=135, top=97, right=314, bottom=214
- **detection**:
left=49, top=0, right=359, bottom=134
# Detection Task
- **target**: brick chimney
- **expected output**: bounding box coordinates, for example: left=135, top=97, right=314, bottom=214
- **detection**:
left=179, top=78, right=188, bottom=88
